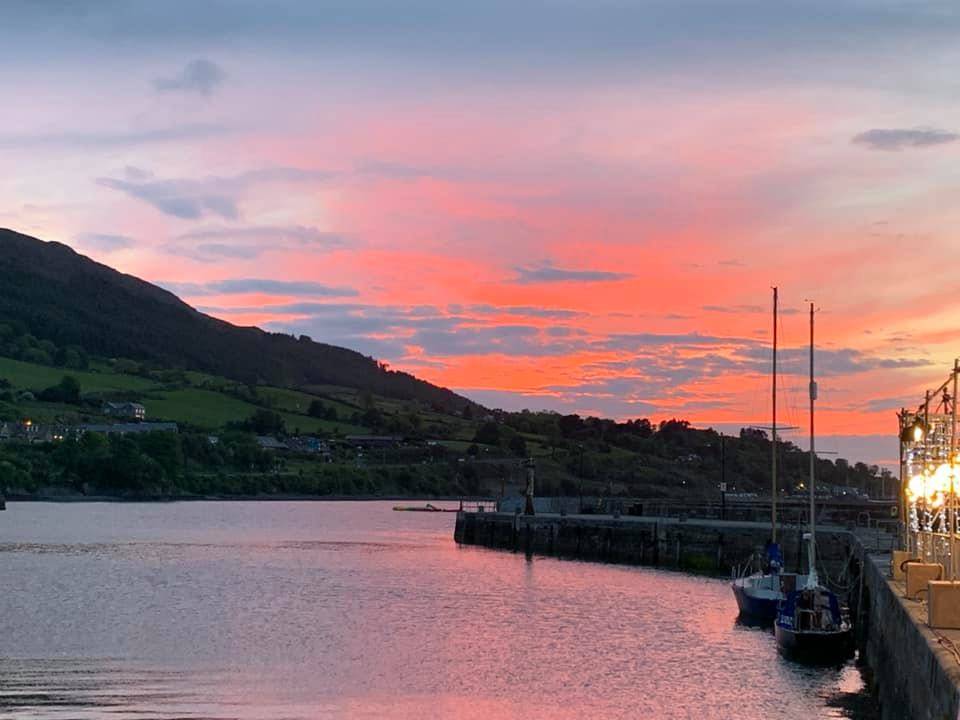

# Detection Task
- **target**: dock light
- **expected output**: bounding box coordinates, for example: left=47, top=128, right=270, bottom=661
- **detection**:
left=901, top=419, right=926, bottom=443
left=907, top=463, right=958, bottom=506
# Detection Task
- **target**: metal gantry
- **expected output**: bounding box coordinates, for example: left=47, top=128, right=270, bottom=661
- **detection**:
left=899, top=360, right=960, bottom=578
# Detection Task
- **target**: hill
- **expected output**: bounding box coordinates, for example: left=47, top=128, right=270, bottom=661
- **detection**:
left=0, top=228, right=472, bottom=411
left=0, top=228, right=889, bottom=501
left=0, top=343, right=889, bottom=501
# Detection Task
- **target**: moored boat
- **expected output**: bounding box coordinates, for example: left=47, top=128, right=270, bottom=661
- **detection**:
left=774, top=302, right=853, bottom=662
left=732, top=572, right=782, bottom=622
left=732, top=287, right=796, bottom=621
left=775, top=573, right=853, bottom=662
left=732, top=543, right=808, bottom=622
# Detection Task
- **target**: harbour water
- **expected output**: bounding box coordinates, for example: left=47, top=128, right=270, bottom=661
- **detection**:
left=0, top=501, right=876, bottom=719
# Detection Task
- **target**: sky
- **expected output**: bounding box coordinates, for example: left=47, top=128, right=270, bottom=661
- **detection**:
left=3, top=1, right=960, bottom=468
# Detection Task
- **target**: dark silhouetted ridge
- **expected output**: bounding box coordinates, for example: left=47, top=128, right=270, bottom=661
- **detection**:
left=0, top=228, right=472, bottom=410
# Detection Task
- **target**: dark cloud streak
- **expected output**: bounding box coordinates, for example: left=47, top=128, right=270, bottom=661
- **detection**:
left=0, top=123, right=228, bottom=149
left=167, top=278, right=358, bottom=297
left=73, top=233, right=135, bottom=252
left=154, top=59, right=226, bottom=96
left=852, top=127, right=959, bottom=151
left=97, top=168, right=333, bottom=220
left=513, top=265, right=633, bottom=284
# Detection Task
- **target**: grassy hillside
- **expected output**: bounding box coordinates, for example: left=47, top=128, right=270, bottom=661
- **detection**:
left=0, top=228, right=476, bottom=412
left=140, top=389, right=365, bottom=434
left=0, top=356, right=155, bottom=393
left=0, top=348, right=890, bottom=501
left=0, top=355, right=369, bottom=435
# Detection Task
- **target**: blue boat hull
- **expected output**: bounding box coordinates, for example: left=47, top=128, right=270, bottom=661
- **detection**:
left=731, top=581, right=780, bottom=622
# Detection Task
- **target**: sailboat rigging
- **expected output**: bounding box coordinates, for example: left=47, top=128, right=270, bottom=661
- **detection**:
left=772, top=286, right=777, bottom=544
left=773, top=302, right=853, bottom=661
left=731, top=287, right=806, bottom=621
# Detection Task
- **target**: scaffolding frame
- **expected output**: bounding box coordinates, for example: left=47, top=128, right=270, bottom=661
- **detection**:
left=899, top=360, right=959, bottom=579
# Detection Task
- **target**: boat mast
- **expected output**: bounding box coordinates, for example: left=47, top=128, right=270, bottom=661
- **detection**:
left=772, top=286, right=778, bottom=544
left=808, top=301, right=818, bottom=587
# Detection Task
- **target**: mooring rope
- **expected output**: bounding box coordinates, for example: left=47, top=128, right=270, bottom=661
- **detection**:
left=816, top=540, right=858, bottom=594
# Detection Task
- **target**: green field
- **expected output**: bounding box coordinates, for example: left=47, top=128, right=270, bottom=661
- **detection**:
left=274, top=410, right=366, bottom=436
left=0, top=353, right=493, bottom=447
left=135, top=387, right=365, bottom=434
left=0, top=354, right=375, bottom=434
left=257, top=386, right=357, bottom=417
left=17, top=400, right=86, bottom=423
left=0, top=356, right=157, bottom=393
left=141, top=388, right=262, bottom=428
left=0, top=352, right=519, bottom=468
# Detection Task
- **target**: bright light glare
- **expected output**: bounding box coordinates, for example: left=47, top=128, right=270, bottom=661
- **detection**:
left=907, top=463, right=958, bottom=507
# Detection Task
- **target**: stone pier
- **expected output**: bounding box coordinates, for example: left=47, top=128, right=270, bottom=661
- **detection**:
left=454, top=510, right=853, bottom=576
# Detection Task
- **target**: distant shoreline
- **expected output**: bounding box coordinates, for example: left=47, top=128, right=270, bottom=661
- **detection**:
left=2, top=494, right=493, bottom=504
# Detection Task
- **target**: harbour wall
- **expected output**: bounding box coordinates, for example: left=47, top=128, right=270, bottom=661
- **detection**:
left=453, top=511, right=854, bottom=576
left=455, top=511, right=960, bottom=719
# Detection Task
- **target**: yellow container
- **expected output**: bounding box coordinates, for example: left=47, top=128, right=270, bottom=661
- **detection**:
left=892, top=550, right=915, bottom=580
left=905, top=562, right=943, bottom=600
left=928, top=581, right=960, bottom=629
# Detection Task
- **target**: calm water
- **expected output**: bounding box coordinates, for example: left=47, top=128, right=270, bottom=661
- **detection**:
left=0, top=501, right=875, bottom=719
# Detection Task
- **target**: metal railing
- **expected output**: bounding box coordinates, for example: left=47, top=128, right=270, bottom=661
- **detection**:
left=458, top=499, right=499, bottom=513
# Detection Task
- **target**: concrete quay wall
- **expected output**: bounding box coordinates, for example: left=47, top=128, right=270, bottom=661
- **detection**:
left=858, top=549, right=960, bottom=720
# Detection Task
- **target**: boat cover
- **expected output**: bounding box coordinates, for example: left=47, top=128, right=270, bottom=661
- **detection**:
left=765, top=542, right=783, bottom=571
left=778, top=588, right=842, bottom=629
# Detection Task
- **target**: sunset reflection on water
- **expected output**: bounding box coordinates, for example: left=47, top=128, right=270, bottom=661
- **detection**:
left=0, top=502, right=873, bottom=719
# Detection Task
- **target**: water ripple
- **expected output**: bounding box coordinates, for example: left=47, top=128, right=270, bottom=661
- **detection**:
left=0, top=501, right=877, bottom=719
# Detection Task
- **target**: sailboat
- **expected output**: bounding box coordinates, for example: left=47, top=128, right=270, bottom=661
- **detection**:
left=731, top=287, right=806, bottom=621
left=774, top=303, right=853, bottom=661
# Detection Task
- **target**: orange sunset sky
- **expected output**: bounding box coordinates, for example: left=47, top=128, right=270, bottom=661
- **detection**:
left=4, top=1, right=960, bottom=466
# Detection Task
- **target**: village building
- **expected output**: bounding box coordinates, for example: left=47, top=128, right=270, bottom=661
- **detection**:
left=102, top=401, right=146, bottom=420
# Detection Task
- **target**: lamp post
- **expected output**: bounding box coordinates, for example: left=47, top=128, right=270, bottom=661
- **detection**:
left=578, top=443, right=585, bottom=513
left=951, top=359, right=958, bottom=580
left=719, top=433, right=726, bottom=521
left=498, top=465, right=506, bottom=511
left=898, top=408, right=906, bottom=551
left=925, top=389, right=931, bottom=561
left=524, top=457, right=536, bottom=516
